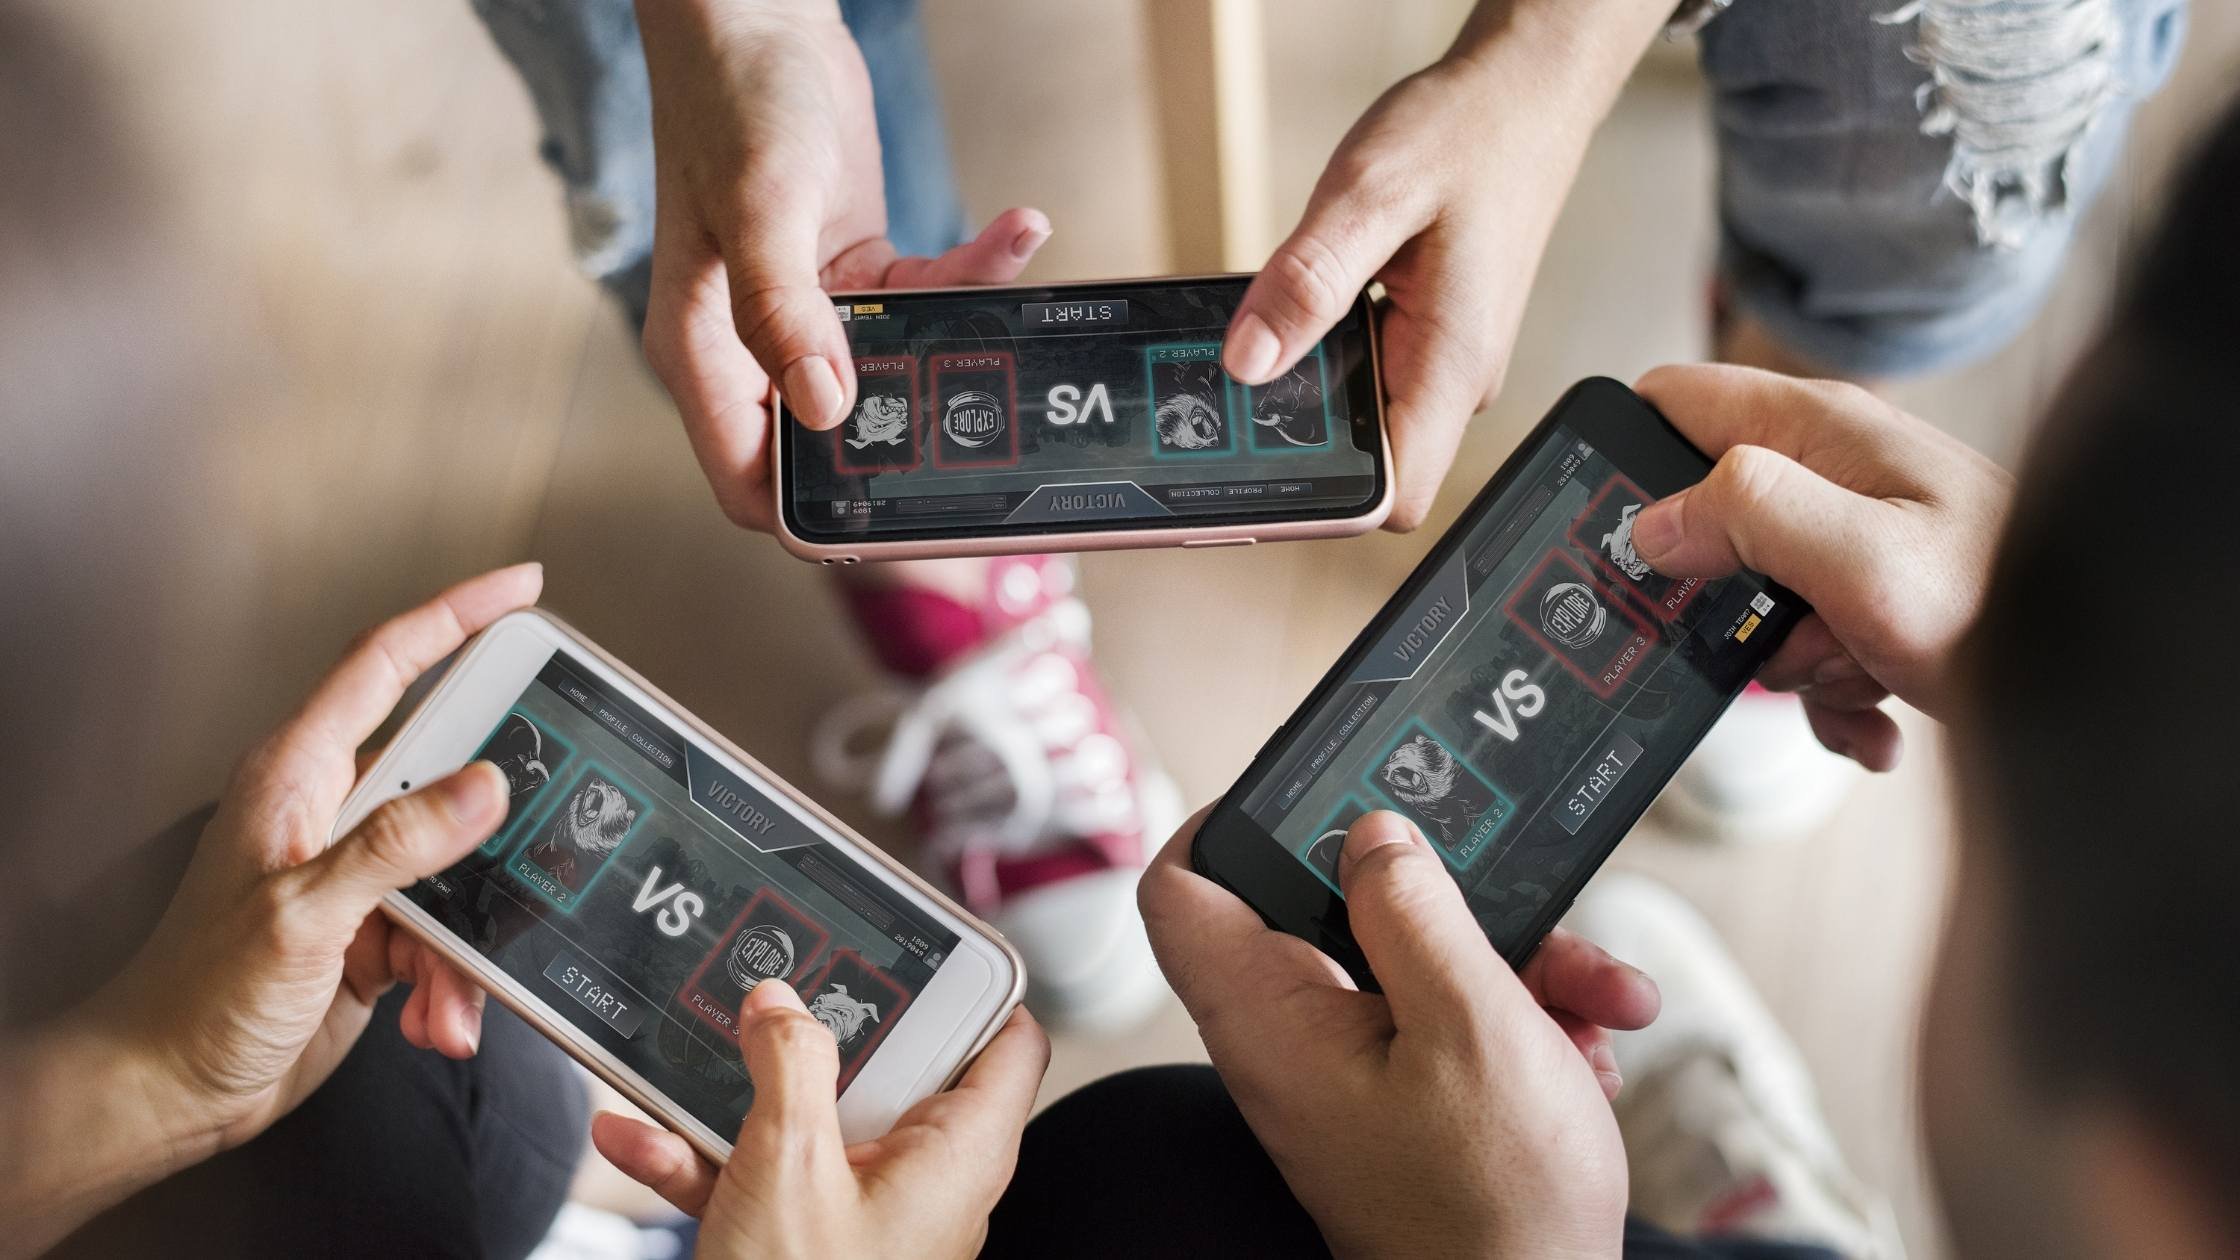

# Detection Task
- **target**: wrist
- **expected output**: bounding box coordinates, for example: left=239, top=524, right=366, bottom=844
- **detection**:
left=1444, top=0, right=1673, bottom=126
left=0, top=1013, right=217, bottom=1256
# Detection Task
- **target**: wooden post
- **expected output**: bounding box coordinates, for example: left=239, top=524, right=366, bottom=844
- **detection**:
left=1142, top=0, right=1272, bottom=273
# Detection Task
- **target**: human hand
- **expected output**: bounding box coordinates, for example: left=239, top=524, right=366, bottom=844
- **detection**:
left=1140, top=808, right=1657, bottom=1259
left=1630, top=365, right=2015, bottom=770
left=0, top=567, right=539, bottom=1255
left=591, top=987, right=1049, bottom=1260
left=77, top=566, right=541, bottom=1162
left=635, top=0, right=1050, bottom=529
left=1221, top=0, right=1670, bottom=531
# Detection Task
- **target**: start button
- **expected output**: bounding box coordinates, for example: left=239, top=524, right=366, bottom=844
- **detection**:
left=541, top=951, right=647, bottom=1039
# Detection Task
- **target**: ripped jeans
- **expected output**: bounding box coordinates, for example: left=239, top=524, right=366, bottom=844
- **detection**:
left=468, top=0, right=2188, bottom=377
left=1705, top=0, right=2188, bottom=374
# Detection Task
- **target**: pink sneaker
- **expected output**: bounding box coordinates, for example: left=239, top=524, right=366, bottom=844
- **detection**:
left=814, top=557, right=1183, bottom=1031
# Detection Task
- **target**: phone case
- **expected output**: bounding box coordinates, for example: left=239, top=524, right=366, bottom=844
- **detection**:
left=772, top=274, right=1393, bottom=563
left=353, top=608, right=1025, bottom=1165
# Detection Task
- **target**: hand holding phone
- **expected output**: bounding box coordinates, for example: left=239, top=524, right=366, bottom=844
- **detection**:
left=1, top=567, right=541, bottom=1258
left=588, top=993, right=1048, bottom=1260
left=1141, top=808, right=1654, bottom=1258
left=1192, top=378, right=1808, bottom=985
left=1629, top=365, right=2014, bottom=768
left=634, top=1, right=1051, bottom=531
left=341, top=608, right=1025, bottom=1158
left=94, top=567, right=548, bottom=1125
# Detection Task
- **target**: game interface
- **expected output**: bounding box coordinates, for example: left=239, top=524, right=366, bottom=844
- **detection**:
left=785, top=279, right=1381, bottom=538
left=1237, top=425, right=1790, bottom=954
left=407, top=652, right=960, bottom=1137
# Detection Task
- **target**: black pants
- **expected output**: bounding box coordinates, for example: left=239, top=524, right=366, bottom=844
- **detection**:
left=987, top=1065, right=1840, bottom=1260
left=52, top=986, right=586, bottom=1260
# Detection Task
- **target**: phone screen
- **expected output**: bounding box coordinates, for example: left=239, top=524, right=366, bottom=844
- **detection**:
left=1224, top=392, right=1797, bottom=959
left=780, top=278, right=1383, bottom=541
left=405, top=649, right=962, bottom=1140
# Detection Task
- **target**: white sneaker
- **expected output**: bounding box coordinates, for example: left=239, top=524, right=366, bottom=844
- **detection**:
left=1658, top=688, right=1858, bottom=842
left=814, top=576, right=1182, bottom=1033
left=1565, top=873, right=1905, bottom=1259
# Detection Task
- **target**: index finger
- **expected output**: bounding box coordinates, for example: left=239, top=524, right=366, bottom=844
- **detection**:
left=263, top=564, right=544, bottom=818
left=1377, top=303, right=1499, bottom=532
left=645, top=249, right=780, bottom=532
left=1633, top=364, right=1921, bottom=476
left=1517, top=927, right=1659, bottom=1033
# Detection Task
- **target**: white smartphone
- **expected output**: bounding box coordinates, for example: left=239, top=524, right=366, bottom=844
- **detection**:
left=335, top=609, right=1024, bottom=1159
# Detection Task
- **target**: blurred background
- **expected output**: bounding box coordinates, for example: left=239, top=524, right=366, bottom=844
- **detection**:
left=4, top=1, right=2235, bottom=1254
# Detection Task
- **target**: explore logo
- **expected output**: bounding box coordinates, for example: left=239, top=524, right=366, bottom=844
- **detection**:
left=942, top=389, right=1005, bottom=449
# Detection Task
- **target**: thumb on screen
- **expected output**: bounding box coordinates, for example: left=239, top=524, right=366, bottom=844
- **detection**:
left=1226, top=190, right=1412, bottom=385
left=1336, top=811, right=1519, bottom=1034
left=731, top=980, right=845, bottom=1165
left=717, top=202, right=856, bottom=431
left=303, top=762, right=506, bottom=923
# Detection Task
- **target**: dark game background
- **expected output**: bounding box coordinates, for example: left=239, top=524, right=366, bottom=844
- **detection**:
left=789, top=280, right=1377, bottom=532
left=1244, top=429, right=1784, bottom=951
left=406, top=655, right=956, bottom=1138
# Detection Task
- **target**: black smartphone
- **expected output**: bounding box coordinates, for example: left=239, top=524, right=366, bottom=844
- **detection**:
left=1191, top=377, right=1805, bottom=985
left=774, top=276, right=1390, bottom=562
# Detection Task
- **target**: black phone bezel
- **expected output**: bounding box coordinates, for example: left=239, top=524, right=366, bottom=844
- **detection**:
left=1189, top=376, right=1805, bottom=990
left=777, top=276, right=1388, bottom=544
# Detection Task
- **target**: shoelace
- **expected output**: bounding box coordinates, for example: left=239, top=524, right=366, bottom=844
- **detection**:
left=1650, top=1046, right=1906, bottom=1260
left=812, top=600, right=1139, bottom=893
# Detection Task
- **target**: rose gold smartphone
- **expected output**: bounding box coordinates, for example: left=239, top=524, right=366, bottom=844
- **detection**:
left=334, top=609, right=1023, bottom=1161
left=773, top=274, right=1391, bottom=563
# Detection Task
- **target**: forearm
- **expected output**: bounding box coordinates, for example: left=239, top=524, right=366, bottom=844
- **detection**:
left=1449, top=0, right=1676, bottom=132
left=0, top=1015, right=211, bottom=1259
left=634, top=0, right=841, bottom=32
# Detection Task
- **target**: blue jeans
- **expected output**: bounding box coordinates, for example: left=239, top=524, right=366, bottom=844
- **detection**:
left=469, top=0, right=964, bottom=329
left=1703, top=0, right=2188, bottom=375
left=473, top=0, right=2188, bottom=381
left=473, top=0, right=2185, bottom=378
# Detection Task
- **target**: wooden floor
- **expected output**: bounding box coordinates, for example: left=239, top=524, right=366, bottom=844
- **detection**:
left=9, top=2, right=2237, bottom=1253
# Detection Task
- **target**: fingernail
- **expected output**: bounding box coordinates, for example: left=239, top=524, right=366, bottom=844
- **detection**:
left=441, top=762, right=505, bottom=826
left=745, top=978, right=804, bottom=1017
left=784, top=355, right=844, bottom=427
left=1591, top=1041, right=1623, bottom=1096
left=1630, top=497, right=1683, bottom=563
left=1340, top=810, right=1419, bottom=870
left=1225, top=312, right=1279, bottom=383
left=1010, top=221, right=1051, bottom=259
left=464, top=1001, right=484, bottom=1052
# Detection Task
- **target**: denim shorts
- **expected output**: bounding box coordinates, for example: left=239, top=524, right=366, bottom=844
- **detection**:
left=472, top=0, right=2187, bottom=379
